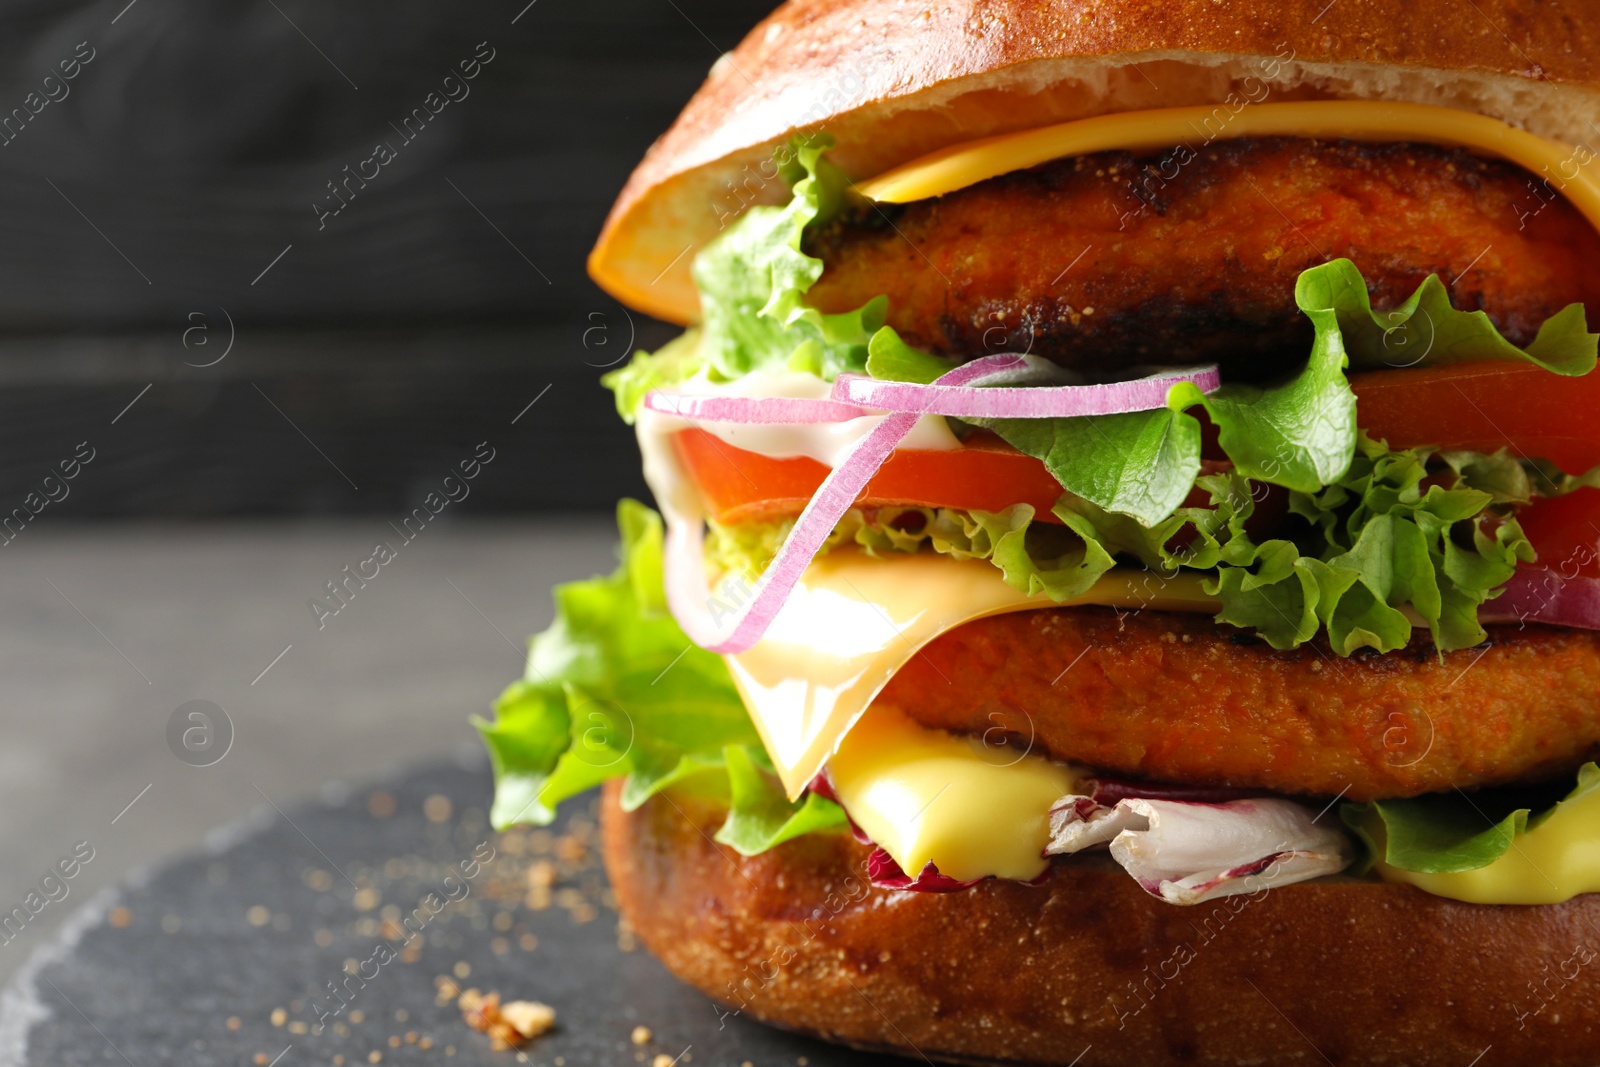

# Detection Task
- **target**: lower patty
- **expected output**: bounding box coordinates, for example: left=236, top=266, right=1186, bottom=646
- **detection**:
left=875, top=604, right=1600, bottom=801
left=807, top=137, right=1600, bottom=379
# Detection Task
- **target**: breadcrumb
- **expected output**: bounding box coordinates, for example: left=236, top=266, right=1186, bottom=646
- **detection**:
left=458, top=988, right=555, bottom=1050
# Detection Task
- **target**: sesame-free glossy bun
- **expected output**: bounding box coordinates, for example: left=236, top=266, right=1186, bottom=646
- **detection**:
left=602, top=781, right=1600, bottom=1067
left=588, top=0, right=1600, bottom=324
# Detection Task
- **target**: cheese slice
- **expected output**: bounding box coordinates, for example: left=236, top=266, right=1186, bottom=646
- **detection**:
left=829, top=704, right=1077, bottom=882
left=723, top=548, right=1217, bottom=798
left=1375, top=781, right=1600, bottom=905
left=856, top=101, right=1600, bottom=235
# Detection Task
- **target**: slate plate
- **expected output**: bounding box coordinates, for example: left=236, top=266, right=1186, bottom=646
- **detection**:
left=0, top=759, right=889, bottom=1067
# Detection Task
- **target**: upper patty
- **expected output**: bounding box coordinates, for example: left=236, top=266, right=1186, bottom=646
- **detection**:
left=807, top=138, right=1600, bottom=379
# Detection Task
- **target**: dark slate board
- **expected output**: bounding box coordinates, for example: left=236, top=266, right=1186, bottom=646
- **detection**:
left=0, top=759, right=892, bottom=1067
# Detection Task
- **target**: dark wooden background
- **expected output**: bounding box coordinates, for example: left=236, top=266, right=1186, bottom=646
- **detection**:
left=0, top=0, right=773, bottom=515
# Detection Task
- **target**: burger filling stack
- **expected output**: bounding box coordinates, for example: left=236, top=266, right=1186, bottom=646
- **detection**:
left=479, top=4, right=1600, bottom=1063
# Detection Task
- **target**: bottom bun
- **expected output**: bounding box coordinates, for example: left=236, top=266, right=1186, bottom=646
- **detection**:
left=601, top=781, right=1600, bottom=1067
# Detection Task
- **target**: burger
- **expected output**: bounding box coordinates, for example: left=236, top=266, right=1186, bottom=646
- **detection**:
left=479, top=2, right=1600, bottom=1063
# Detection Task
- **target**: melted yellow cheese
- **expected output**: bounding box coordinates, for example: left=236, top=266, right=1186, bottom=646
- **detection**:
left=1375, top=783, right=1600, bottom=905
left=724, top=548, right=1215, bottom=798
left=857, top=101, right=1600, bottom=235
left=828, top=705, right=1077, bottom=882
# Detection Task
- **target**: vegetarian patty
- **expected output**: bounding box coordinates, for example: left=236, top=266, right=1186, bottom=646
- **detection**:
left=875, top=605, right=1600, bottom=801
left=807, top=138, right=1600, bottom=379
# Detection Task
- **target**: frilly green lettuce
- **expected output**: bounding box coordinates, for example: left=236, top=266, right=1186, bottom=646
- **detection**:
left=476, top=500, right=845, bottom=848
left=708, top=435, right=1539, bottom=655
left=1344, top=763, right=1600, bottom=873
left=871, top=259, right=1594, bottom=528
left=602, top=135, right=882, bottom=422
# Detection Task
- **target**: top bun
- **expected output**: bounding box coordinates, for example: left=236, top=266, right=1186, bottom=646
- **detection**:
left=589, top=0, right=1600, bottom=324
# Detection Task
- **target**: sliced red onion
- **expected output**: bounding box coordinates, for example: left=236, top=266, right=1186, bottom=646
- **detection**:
left=658, top=355, right=1222, bottom=654
left=663, top=408, right=921, bottom=653
left=831, top=361, right=1221, bottom=418
left=1047, top=795, right=1353, bottom=905
left=643, top=391, right=873, bottom=424
left=661, top=357, right=1033, bottom=654
left=644, top=357, right=1221, bottom=426
left=1492, top=568, right=1600, bottom=631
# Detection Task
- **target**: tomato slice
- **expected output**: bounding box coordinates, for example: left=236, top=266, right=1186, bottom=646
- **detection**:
left=675, top=428, right=1065, bottom=524
left=677, top=360, right=1600, bottom=531
left=1349, top=360, right=1600, bottom=476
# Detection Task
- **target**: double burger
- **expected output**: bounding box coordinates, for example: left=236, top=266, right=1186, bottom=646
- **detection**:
left=480, top=1, right=1600, bottom=1063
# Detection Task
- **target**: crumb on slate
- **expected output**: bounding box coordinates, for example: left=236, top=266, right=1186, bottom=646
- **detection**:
left=458, top=988, right=555, bottom=1050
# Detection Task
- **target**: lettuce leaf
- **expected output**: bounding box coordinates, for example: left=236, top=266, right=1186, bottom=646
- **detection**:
left=1343, top=763, right=1600, bottom=873
left=979, top=404, right=1205, bottom=529
left=707, top=437, right=1538, bottom=654
left=1220, top=436, right=1534, bottom=654
left=476, top=500, right=846, bottom=845
left=1305, top=257, right=1598, bottom=376
left=872, top=259, right=1364, bottom=525
left=869, top=260, right=1594, bottom=528
left=707, top=501, right=1128, bottom=604
left=715, top=744, right=848, bottom=853
left=599, top=329, right=704, bottom=430
left=866, top=328, right=1214, bottom=528
left=864, top=327, right=957, bottom=385
left=603, top=136, right=882, bottom=422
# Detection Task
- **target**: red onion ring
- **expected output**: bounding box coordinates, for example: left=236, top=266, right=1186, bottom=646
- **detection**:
left=642, top=357, right=1221, bottom=424
left=651, top=362, right=1600, bottom=657
left=643, top=391, right=873, bottom=423
left=661, top=356, right=1023, bottom=654
left=1493, top=568, right=1600, bottom=630
left=830, top=362, right=1221, bottom=418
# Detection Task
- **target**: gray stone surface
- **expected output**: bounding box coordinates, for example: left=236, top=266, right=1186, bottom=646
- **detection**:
left=0, top=519, right=618, bottom=987
left=0, top=760, right=886, bottom=1066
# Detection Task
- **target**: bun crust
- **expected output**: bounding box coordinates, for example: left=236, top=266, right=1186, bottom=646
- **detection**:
left=602, top=781, right=1600, bottom=1067
left=589, top=0, right=1600, bottom=323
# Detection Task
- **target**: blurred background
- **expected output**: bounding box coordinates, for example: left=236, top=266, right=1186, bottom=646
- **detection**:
left=0, top=0, right=767, bottom=985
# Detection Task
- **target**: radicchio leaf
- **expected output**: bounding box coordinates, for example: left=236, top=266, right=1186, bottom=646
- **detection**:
left=864, top=849, right=982, bottom=893
left=1048, top=794, right=1353, bottom=905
